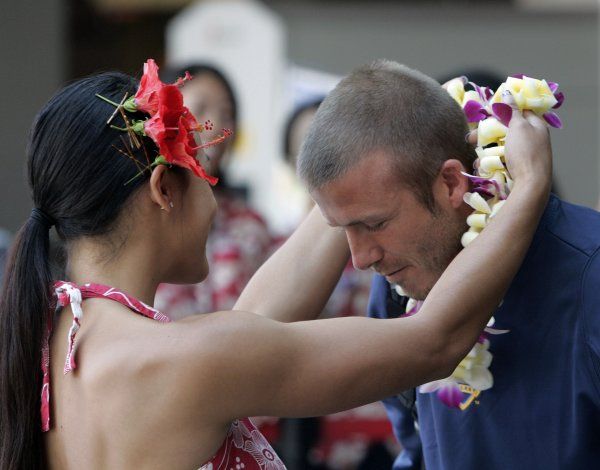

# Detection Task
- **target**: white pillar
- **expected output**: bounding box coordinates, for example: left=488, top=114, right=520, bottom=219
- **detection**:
left=166, top=0, right=287, bottom=230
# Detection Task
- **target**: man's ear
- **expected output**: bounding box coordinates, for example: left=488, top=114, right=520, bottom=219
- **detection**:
left=439, top=159, right=469, bottom=209
left=149, top=165, right=174, bottom=213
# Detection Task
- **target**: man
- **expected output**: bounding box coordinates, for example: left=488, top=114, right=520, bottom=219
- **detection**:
left=298, top=60, right=600, bottom=469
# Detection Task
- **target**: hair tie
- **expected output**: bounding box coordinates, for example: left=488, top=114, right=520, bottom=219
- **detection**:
left=30, top=208, right=55, bottom=229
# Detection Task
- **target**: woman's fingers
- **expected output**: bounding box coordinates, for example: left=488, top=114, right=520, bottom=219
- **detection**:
left=522, top=109, right=549, bottom=131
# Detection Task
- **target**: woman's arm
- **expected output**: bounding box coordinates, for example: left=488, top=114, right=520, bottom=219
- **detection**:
left=234, top=205, right=350, bottom=322
left=167, top=110, right=551, bottom=422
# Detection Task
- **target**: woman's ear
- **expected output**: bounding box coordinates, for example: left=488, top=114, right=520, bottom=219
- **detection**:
left=439, top=159, right=470, bottom=209
left=149, top=165, right=174, bottom=212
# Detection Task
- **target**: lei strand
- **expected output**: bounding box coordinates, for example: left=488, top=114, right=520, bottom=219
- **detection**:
left=400, top=74, right=564, bottom=409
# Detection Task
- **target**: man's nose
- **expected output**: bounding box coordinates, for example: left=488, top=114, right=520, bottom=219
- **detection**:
left=346, top=229, right=383, bottom=271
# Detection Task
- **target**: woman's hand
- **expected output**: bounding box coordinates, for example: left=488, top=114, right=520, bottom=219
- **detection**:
left=503, top=108, right=552, bottom=191
left=466, top=106, right=552, bottom=196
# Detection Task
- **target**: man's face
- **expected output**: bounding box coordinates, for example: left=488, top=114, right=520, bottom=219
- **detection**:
left=312, top=151, right=466, bottom=300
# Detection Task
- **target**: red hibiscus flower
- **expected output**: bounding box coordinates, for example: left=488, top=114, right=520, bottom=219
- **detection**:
left=133, top=59, right=163, bottom=115
left=144, top=85, right=217, bottom=185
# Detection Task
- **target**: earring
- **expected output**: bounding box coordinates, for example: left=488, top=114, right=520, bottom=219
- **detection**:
left=169, top=201, right=174, bottom=208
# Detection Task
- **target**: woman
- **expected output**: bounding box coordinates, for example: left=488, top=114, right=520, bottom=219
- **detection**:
left=0, top=68, right=551, bottom=469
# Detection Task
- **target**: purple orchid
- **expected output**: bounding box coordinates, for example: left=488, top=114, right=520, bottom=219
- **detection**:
left=543, top=112, right=563, bottom=128
left=469, top=81, right=494, bottom=102
left=420, top=380, right=463, bottom=408
left=437, top=382, right=463, bottom=408
left=491, top=102, right=513, bottom=127
left=553, top=92, right=564, bottom=109
left=461, top=172, right=506, bottom=200
left=463, top=100, right=490, bottom=123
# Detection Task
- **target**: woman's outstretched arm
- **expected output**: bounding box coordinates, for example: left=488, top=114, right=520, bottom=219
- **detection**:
left=159, top=110, right=552, bottom=423
left=234, top=204, right=350, bottom=322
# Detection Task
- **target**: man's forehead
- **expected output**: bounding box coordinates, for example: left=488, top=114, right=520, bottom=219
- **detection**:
left=310, top=150, right=410, bottom=221
left=314, top=185, right=401, bottom=228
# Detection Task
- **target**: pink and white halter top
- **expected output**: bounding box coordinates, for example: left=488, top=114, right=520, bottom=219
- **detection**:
left=42, top=281, right=286, bottom=470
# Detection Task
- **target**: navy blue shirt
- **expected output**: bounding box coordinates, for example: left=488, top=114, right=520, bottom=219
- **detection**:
left=367, top=196, right=600, bottom=469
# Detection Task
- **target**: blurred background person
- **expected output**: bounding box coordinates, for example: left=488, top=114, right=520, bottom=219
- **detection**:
left=155, top=63, right=273, bottom=319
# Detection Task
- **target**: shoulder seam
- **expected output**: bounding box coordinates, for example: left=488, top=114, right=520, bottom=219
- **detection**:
left=579, top=246, right=600, bottom=397
left=546, top=229, right=596, bottom=258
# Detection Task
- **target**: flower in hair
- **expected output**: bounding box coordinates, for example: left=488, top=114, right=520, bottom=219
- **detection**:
left=144, top=85, right=217, bottom=184
left=96, top=59, right=231, bottom=186
left=121, top=59, right=192, bottom=115
left=124, top=58, right=163, bottom=114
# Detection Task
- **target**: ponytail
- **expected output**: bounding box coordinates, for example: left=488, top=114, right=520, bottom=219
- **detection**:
left=0, top=215, right=54, bottom=469
left=0, top=71, right=152, bottom=469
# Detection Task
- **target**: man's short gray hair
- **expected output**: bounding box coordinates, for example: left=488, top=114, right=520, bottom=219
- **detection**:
left=298, top=60, right=476, bottom=211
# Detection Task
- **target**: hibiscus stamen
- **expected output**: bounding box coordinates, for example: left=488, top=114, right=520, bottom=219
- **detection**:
left=175, top=71, right=193, bottom=87
left=194, top=129, right=234, bottom=150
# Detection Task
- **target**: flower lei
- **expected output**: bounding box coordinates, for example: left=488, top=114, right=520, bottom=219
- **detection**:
left=96, top=59, right=232, bottom=185
left=447, top=74, right=563, bottom=248
left=400, top=75, right=564, bottom=410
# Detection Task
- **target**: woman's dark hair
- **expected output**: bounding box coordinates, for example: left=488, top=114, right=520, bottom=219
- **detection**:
left=0, top=72, right=155, bottom=469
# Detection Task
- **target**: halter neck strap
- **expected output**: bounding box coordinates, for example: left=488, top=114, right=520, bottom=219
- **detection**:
left=41, top=281, right=170, bottom=431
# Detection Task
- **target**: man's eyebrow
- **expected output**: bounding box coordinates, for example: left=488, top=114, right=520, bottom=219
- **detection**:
left=325, top=220, right=355, bottom=228
left=329, top=216, right=387, bottom=228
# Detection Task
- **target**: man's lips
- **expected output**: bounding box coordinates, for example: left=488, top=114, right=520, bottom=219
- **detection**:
left=382, top=266, right=408, bottom=278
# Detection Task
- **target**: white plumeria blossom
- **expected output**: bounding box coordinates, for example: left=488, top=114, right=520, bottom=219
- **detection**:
left=490, top=170, right=506, bottom=186
left=446, top=76, right=467, bottom=104
left=479, top=155, right=505, bottom=174
left=476, top=145, right=505, bottom=159
left=394, top=284, right=406, bottom=297
left=466, top=213, right=487, bottom=229
left=463, top=192, right=492, bottom=214
left=461, top=230, right=480, bottom=247
left=477, top=118, right=508, bottom=147
left=492, top=76, right=558, bottom=114
left=461, top=89, right=483, bottom=105
left=419, top=317, right=509, bottom=403
left=450, top=340, right=494, bottom=391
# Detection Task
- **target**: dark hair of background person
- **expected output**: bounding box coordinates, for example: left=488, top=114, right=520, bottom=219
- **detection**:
left=438, top=68, right=504, bottom=93
left=163, top=63, right=239, bottom=190
left=0, top=72, right=166, bottom=469
left=163, top=63, right=238, bottom=131
left=283, top=98, right=323, bottom=167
